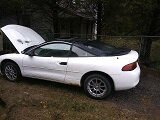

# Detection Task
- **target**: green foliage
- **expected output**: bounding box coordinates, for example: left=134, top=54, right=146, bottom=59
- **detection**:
left=1, top=0, right=159, bottom=36
left=0, top=0, right=25, bottom=13
left=103, top=0, right=160, bottom=35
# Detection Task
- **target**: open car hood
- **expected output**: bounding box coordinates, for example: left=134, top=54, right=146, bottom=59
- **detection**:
left=1, top=25, right=45, bottom=53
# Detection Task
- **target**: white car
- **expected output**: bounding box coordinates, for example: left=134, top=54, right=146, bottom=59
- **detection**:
left=0, top=25, right=140, bottom=99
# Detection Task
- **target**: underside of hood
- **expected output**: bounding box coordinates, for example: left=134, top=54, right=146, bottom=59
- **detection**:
left=1, top=25, right=45, bottom=53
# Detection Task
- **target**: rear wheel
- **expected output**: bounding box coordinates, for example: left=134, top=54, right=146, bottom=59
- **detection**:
left=84, top=74, right=112, bottom=99
left=3, top=62, right=21, bottom=82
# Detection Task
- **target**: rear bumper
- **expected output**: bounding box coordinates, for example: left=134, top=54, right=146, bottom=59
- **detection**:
left=112, top=63, right=140, bottom=91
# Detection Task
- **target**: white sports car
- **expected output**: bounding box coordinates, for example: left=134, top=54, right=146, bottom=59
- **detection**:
left=0, top=25, right=140, bottom=99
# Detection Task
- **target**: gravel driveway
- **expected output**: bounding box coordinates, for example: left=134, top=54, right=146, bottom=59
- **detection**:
left=0, top=67, right=160, bottom=120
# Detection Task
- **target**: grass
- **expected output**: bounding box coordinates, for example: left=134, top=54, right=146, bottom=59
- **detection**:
left=0, top=77, right=153, bottom=120
left=102, top=37, right=140, bottom=51
left=150, top=40, right=160, bottom=62
left=157, top=63, right=160, bottom=70
left=152, top=62, right=160, bottom=70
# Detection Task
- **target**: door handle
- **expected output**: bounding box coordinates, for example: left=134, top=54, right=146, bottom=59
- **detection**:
left=59, top=62, right=67, bottom=65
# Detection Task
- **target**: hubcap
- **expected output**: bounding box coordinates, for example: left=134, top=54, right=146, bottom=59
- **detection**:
left=4, top=64, right=17, bottom=81
left=87, top=78, right=107, bottom=98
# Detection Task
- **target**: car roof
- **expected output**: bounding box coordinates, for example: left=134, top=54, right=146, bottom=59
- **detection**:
left=24, top=38, right=131, bottom=57
left=46, top=38, right=92, bottom=45
left=23, top=38, right=93, bottom=54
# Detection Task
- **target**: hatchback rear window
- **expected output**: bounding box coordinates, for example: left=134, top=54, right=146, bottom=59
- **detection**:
left=82, top=41, right=131, bottom=56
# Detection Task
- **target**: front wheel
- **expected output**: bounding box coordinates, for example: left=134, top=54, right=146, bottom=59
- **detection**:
left=3, top=62, right=21, bottom=82
left=84, top=74, right=112, bottom=99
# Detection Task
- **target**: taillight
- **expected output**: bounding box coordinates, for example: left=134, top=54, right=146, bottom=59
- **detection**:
left=122, top=62, right=137, bottom=71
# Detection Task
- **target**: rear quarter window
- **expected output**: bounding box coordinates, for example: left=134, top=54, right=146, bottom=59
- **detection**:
left=71, top=46, right=94, bottom=57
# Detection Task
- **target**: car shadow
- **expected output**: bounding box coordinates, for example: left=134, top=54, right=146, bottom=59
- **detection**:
left=20, top=77, right=84, bottom=95
left=20, top=77, right=141, bottom=101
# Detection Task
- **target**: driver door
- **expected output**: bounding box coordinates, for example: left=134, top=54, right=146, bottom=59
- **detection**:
left=22, top=43, right=71, bottom=82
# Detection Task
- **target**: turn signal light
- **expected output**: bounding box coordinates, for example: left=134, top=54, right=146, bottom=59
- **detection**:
left=122, top=62, right=137, bottom=71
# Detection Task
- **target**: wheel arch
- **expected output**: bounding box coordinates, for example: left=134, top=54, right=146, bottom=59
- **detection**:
left=0, top=59, right=21, bottom=74
left=80, top=71, right=115, bottom=90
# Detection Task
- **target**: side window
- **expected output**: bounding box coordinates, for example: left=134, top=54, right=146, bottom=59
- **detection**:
left=71, top=46, right=94, bottom=57
left=34, top=43, right=71, bottom=57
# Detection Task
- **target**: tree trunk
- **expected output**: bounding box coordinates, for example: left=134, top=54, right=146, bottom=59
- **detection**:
left=16, top=10, right=21, bottom=25
left=139, top=38, right=152, bottom=64
left=53, top=14, right=60, bottom=38
left=86, top=20, right=89, bottom=39
left=96, top=0, right=103, bottom=41
left=70, top=19, right=73, bottom=37
left=22, top=14, right=31, bottom=27
left=139, top=1, right=160, bottom=63
left=52, top=1, right=60, bottom=38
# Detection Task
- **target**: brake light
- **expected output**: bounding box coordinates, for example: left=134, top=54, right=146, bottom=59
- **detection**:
left=122, top=62, right=137, bottom=71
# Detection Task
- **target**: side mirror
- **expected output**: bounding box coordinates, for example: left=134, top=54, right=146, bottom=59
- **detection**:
left=22, top=50, right=34, bottom=56
left=27, top=51, right=34, bottom=56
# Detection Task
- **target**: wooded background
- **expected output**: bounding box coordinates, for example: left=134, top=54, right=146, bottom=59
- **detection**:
left=0, top=0, right=160, bottom=67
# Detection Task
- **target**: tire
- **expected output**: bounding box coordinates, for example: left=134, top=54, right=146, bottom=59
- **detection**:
left=2, top=62, right=21, bottom=82
left=84, top=74, right=112, bottom=99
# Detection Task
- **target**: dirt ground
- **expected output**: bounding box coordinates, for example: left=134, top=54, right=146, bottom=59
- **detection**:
left=0, top=67, right=160, bottom=120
